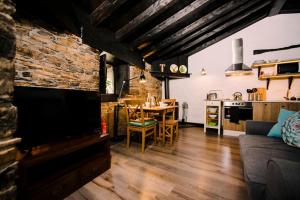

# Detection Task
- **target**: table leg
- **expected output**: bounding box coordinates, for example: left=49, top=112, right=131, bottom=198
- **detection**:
left=162, top=110, right=166, bottom=144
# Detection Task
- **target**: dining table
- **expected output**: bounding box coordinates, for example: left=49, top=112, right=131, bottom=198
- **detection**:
left=143, top=105, right=177, bottom=144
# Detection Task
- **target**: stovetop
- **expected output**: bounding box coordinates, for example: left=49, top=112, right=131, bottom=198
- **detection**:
left=223, top=101, right=251, bottom=107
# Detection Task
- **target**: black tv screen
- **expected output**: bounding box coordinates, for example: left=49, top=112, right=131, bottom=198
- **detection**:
left=13, top=86, right=100, bottom=149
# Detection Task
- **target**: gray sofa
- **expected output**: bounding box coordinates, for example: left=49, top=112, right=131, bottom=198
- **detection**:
left=239, top=120, right=300, bottom=200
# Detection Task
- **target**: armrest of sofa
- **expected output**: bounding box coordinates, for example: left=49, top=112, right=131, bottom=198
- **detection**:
left=245, top=120, right=276, bottom=136
left=266, top=158, right=300, bottom=200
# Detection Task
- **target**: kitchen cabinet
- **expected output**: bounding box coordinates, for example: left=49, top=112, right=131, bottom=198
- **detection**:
left=253, top=102, right=300, bottom=122
left=223, top=119, right=246, bottom=132
left=204, top=100, right=222, bottom=135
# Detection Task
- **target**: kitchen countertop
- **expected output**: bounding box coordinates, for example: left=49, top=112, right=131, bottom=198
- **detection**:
left=246, top=100, right=300, bottom=103
left=205, top=99, right=300, bottom=103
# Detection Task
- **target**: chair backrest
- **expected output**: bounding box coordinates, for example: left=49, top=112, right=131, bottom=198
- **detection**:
left=161, top=99, right=176, bottom=106
left=124, top=99, right=145, bottom=124
left=161, top=99, right=176, bottom=119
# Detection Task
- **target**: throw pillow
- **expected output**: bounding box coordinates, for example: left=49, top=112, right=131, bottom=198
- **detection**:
left=268, top=108, right=296, bottom=138
left=282, top=112, right=300, bottom=148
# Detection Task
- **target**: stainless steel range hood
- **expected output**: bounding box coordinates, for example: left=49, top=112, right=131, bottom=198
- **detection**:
left=225, top=38, right=252, bottom=76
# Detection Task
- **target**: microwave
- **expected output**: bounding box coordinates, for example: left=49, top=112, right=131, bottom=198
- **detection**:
left=277, top=62, right=300, bottom=74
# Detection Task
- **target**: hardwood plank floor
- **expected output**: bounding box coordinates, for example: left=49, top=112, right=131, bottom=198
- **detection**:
left=65, top=128, right=248, bottom=200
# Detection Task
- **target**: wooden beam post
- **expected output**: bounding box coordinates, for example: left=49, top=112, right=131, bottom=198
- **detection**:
left=269, top=0, right=287, bottom=16
left=72, top=3, right=145, bottom=69
left=90, top=0, right=128, bottom=26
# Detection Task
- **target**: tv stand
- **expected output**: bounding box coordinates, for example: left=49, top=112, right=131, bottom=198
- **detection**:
left=16, top=134, right=111, bottom=200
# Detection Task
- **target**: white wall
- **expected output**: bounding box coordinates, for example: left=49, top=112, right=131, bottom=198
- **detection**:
left=167, top=14, right=300, bottom=123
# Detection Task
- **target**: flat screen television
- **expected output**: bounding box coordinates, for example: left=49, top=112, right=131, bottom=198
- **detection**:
left=13, top=86, right=101, bottom=149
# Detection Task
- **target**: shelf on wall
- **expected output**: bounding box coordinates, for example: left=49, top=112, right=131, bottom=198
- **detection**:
left=150, top=71, right=191, bottom=80
left=251, top=59, right=300, bottom=68
left=251, top=59, right=300, bottom=90
left=258, top=73, right=300, bottom=80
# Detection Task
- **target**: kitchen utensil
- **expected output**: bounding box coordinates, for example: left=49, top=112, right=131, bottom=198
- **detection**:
left=170, top=64, right=178, bottom=73
left=208, top=107, right=218, bottom=113
left=207, top=93, right=218, bottom=100
left=208, top=122, right=217, bottom=126
left=246, top=89, right=253, bottom=101
left=233, top=92, right=243, bottom=101
left=179, top=65, right=187, bottom=73
left=208, top=114, right=218, bottom=119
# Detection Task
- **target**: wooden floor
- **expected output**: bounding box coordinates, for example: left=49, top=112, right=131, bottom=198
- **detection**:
left=65, top=127, right=248, bottom=200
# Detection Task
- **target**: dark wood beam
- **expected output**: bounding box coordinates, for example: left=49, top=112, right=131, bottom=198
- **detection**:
left=168, top=1, right=272, bottom=56
left=269, top=0, right=287, bottom=16
left=148, top=0, right=268, bottom=61
left=141, top=0, right=249, bottom=55
left=132, top=0, right=211, bottom=47
left=115, top=0, right=181, bottom=40
left=90, top=0, right=128, bottom=26
left=72, top=3, right=145, bottom=68
left=168, top=10, right=269, bottom=60
left=106, top=0, right=157, bottom=32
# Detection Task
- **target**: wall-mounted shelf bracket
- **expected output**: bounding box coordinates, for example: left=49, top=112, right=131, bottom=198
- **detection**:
left=266, top=78, right=270, bottom=90
left=288, top=77, right=293, bottom=89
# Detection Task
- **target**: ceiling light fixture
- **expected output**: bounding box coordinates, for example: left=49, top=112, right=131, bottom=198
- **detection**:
left=201, top=68, right=207, bottom=76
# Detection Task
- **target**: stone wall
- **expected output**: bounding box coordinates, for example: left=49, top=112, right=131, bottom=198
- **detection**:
left=129, top=66, right=162, bottom=99
left=14, top=19, right=100, bottom=91
left=0, top=1, right=21, bottom=199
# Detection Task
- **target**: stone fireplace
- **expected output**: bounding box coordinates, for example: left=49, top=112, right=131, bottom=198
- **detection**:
left=0, top=0, right=21, bottom=199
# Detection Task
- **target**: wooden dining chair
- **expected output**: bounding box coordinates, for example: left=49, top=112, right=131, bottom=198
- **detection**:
left=161, top=99, right=176, bottom=119
left=124, top=99, right=157, bottom=153
left=158, top=99, right=179, bottom=144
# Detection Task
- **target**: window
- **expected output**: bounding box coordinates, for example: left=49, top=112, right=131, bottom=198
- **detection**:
left=99, top=54, right=129, bottom=102
left=106, top=64, right=114, bottom=94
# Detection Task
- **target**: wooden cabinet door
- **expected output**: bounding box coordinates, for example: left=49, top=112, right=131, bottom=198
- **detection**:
left=253, top=103, right=281, bottom=122
left=253, top=102, right=300, bottom=122
left=288, top=103, right=300, bottom=111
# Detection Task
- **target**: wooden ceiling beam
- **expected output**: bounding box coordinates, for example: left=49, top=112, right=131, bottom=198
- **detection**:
left=132, top=0, right=210, bottom=48
left=181, top=12, right=269, bottom=58
left=115, top=0, right=181, bottom=40
left=90, top=0, right=128, bottom=26
left=167, top=1, right=272, bottom=56
left=107, top=0, right=157, bottom=32
left=269, top=0, right=287, bottom=16
left=141, top=0, right=249, bottom=55
left=72, top=3, right=145, bottom=68
left=148, top=0, right=269, bottom=61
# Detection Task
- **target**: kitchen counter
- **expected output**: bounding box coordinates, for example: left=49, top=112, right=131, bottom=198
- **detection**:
left=205, top=99, right=300, bottom=103
left=246, top=100, right=300, bottom=103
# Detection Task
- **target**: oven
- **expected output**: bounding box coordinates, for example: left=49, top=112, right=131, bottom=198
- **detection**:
left=224, top=101, right=253, bottom=121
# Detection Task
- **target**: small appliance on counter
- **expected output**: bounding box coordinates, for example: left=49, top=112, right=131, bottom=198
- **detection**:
left=233, top=92, right=242, bottom=101
left=206, top=90, right=223, bottom=100
left=246, top=88, right=266, bottom=101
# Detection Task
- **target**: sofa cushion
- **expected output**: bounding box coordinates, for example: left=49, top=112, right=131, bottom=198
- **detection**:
left=128, top=120, right=157, bottom=127
left=267, top=108, right=296, bottom=138
left=239, top=135, right=282, bottom=160
left=239, top=135, right=300, bottom=200
left=266, top=158, right=300, bottom=200
left=282, top=112, right=300, bottom=148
